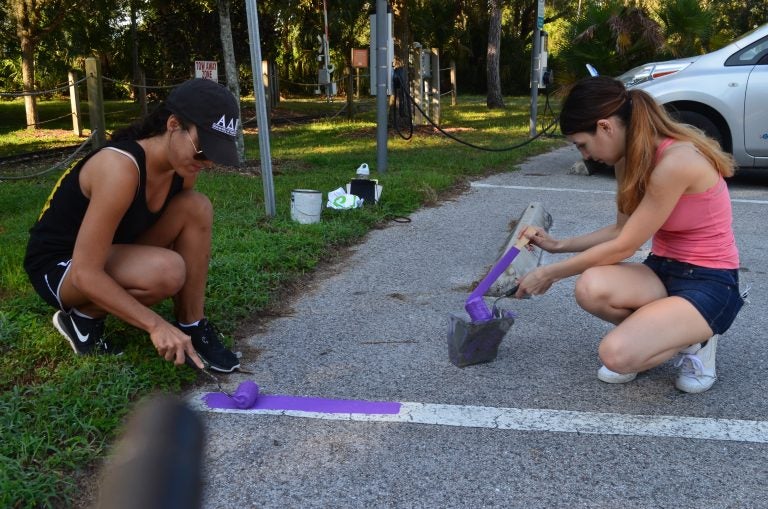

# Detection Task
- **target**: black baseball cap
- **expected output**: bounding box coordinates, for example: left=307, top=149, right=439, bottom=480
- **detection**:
left=165, top=79, right=240, bottom=166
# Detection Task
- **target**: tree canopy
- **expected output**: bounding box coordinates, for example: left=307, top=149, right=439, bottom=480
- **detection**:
left=0, top=0, right=766, bottom=103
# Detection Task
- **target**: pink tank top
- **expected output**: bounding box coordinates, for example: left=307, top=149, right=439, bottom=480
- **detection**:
left=651, top=138, right=739, bottom=269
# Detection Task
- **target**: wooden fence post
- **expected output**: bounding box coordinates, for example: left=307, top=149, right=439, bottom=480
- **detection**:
left=85, top=57, right=106, bottom=149
left=450, top=60, right=457, bottom=106
left=346, top=66, right=356, bottom=120
left=412, top=46, right=424, bottom=124
left=270, top=61, right=279, bottom=107
left=261, top=60, right=272, bottom=128
left=137, top=68, right=148, bottom=117
left=68, top=71, right=83, bottom=136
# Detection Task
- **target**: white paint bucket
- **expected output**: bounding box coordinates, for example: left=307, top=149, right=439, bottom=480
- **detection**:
left=290, top=189, right=322, bottom=224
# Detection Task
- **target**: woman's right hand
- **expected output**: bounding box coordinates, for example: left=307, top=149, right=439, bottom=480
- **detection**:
left=149, top=322, right=204, bottom=369
left=522, top=226, right=560, bottom=253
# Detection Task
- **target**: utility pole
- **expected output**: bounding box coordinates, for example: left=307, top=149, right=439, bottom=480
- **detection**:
left=375, top=0, right=388, bottom=174
left=529, top=0, right=545, bottom=137
left=245, top=0, right=276, bottom=216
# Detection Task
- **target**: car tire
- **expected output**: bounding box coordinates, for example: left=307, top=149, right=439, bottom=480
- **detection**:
left=671, top=110, right=724, bottom=149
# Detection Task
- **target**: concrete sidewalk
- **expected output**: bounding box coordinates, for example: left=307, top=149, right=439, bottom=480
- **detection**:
left=190, top=146, right=768, bottom=508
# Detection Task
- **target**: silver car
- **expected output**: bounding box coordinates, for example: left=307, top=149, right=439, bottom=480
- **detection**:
left=617, top=23, right=768, bottom=170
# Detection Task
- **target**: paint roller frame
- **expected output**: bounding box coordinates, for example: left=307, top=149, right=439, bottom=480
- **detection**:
left=447, top=229, right=533, bottom=368
left=447, top=202, right=552, bottom=368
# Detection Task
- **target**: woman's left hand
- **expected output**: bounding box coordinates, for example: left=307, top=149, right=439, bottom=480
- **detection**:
left=514, top=266, right=555, bottom=299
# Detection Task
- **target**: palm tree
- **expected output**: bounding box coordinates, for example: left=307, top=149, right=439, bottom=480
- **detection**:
left=555, top=0, right=664, bottom=83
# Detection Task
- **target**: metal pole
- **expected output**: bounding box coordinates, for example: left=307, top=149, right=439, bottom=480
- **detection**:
left=245, top=0, right=276, bottom=217
left=529, top=29, right=540, bottom=137
left=430, top=48, right=440, bottom=126
left=529, top=0, right=544, bottom=137
left=322, top=0, right=331, bottom=102
left=375, top=0, right=388, bottom=174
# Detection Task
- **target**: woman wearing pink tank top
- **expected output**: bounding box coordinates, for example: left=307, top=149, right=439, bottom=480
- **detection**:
left=515, top=76, right=744, bottom=394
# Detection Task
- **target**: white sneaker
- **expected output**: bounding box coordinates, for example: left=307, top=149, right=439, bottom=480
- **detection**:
left=674, top=335, right=718, bottom=393
left=597, top=365, right=637, bottom=384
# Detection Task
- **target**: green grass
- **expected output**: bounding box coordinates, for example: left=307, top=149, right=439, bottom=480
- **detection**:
left=0, top=94, right=564, bottom=507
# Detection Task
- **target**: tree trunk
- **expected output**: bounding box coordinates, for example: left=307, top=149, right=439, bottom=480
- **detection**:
left=21, top=33, right=38, bottom=129
left=391, top=0, right=410, bottom=69
left=15, top=0, right=39, bottom=130
left=486, top=0, right=504, bottom=109
left=130, top=0, right=147, bottom=115
left=217, top=0, right=245, bottom=163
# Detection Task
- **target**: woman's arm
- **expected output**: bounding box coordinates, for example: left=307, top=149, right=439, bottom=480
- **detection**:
left=526, top=210, right=628, bottom=254
left=66, top=152, right=200, bottom=366
left=68, top=152, right=165, bottom=330
left=516, top=154, right=701, bottom=297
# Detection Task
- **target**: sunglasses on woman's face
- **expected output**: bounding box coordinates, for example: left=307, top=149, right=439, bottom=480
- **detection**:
left=184, top=130, right=208, bottom=161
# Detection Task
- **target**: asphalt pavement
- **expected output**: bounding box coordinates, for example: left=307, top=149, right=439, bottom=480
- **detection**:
left=188, top=145, right=768, bottom=508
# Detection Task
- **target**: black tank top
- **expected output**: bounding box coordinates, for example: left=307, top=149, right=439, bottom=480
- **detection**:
left=24, top=140, right=184, bottom=273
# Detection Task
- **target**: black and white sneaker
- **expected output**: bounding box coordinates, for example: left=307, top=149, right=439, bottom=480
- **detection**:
left=53, top=310, right=121, bottom=355
left=174, top=319, right=239, bottom=373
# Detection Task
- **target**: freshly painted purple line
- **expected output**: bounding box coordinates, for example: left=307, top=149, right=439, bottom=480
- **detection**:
left=204, top=391, right=401, bottom=414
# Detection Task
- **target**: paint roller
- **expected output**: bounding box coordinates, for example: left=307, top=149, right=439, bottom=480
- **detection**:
left=448, top=203, right=552, bottom=368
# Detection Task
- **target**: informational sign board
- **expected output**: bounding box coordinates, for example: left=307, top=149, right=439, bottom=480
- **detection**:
left=351, top=48, right=369, bottom=68
left=537, top=0, right=545, bottom=29
left=194, top=61, right=218, bottom=81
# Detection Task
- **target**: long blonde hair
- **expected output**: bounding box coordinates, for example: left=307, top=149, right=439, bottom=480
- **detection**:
left=560, top=77, right=735, bottom=214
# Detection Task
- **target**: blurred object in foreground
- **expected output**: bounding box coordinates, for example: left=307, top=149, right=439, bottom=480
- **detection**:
left=96, top=394, right=204, bottom=509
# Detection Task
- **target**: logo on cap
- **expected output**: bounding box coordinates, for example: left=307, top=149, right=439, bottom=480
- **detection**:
left=212, top=115, right=239, bottom=137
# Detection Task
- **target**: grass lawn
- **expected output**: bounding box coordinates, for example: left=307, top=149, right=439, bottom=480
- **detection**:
left=0, top=93, right=564, bottom=507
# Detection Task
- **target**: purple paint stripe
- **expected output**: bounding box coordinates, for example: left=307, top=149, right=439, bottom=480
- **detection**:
left=204, top=392, right=402, bottom=414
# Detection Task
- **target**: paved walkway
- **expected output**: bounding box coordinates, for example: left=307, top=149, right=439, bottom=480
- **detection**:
left=190, top=146, right=768, bottom=508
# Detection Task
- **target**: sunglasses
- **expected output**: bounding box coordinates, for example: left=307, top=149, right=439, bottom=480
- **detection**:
left=184, top=130, right=208, bottom=161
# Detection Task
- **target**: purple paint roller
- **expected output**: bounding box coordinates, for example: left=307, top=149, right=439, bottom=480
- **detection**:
left=230, top=380, right=260, bottom=408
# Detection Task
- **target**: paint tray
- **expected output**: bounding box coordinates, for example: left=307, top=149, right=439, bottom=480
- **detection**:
left=447, top=309, right=515, bottom=367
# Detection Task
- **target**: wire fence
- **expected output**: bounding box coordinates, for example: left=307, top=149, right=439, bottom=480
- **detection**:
left=1, top=62, right=552, bottom=180
left=0, top=130, right=97, bottom=181
left=0, top=76, right=87, bottom=98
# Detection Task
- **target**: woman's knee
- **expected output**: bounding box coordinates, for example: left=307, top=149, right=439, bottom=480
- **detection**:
left=574, top=268, right=611, bottom=310
left=598, top=336, right=636, bottom=374
left=146, top=252, right=187, bottom=298
left=175, top=190, right=213, bottom=225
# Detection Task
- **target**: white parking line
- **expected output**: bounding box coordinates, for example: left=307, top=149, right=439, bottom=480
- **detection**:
left=471, top=183, right=616, bottom=194
left=189, top=394, right=768, bottom=444
left=471, top=182, right=768, bottom=204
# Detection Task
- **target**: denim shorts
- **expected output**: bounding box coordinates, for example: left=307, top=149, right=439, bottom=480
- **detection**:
left=643, top=253, right=743, bottom=335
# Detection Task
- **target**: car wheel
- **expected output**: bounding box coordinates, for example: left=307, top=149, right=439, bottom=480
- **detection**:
left=671, top=110, right=724, bottom=149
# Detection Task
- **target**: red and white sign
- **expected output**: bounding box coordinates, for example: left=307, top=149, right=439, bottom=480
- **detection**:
left=194, top=61, right=218, bottom=81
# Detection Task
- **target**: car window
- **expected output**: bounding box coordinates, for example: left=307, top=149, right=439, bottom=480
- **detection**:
left=725, top=36, right=768, bottom=66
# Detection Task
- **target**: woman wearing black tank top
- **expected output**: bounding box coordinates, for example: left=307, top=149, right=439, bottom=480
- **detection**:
left=24, top=79, right=241, bottom=373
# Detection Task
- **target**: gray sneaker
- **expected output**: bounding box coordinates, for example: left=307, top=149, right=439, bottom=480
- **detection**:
left=674, top=335, right=718, bottom=393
